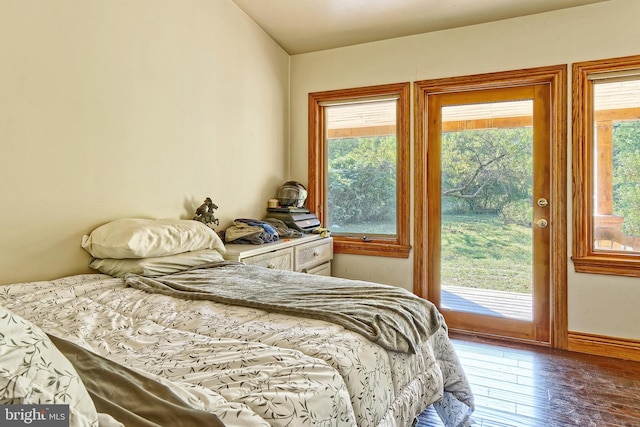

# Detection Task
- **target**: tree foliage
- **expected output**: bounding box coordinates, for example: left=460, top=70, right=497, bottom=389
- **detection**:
left=612, top=120, right=640, bottom=236
left=327, top=136, right=397, bottom=229
left=327, top=128, right=535, bottom=231
left=441, top=128, right=533, bottom=219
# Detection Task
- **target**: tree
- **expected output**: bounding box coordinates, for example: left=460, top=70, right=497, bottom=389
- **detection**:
left=327, top=136, right=397, bottom=229
left=612, top=120, right=640, bottom=236
left=326, top=127, right=534, bottom=230
left=441, top=128, right=533, bottom=217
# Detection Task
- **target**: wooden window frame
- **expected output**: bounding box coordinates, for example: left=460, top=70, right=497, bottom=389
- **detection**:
left=573, top=55, right=640, bottom=277
left=308, top=83, right=411, bottom=258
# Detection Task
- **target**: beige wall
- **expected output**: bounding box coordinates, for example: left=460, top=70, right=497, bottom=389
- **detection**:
left=2, top=0, right=639, bottom=341
left=0, top=0, right=290, bottom=284
left=289, top=0, right=640, bottom=340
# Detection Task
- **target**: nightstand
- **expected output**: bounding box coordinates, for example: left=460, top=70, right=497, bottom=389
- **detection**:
left=223, top=234, right=333, bottom=276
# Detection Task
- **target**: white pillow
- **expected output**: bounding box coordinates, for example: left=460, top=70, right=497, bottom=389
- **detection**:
left=89, top=249, right=225, bottom=277
left=0, top=305, right=99, bottom=427
left=81, top=218, right=226, bottom=259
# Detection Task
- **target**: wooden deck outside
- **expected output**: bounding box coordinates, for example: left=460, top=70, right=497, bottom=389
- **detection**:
left=441, top=285, right=533, bottom=321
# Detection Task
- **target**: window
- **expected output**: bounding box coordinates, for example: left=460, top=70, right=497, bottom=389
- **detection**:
left=308, top=83, right=410, bottom=257
left=573, top=55, right=640, bottom=276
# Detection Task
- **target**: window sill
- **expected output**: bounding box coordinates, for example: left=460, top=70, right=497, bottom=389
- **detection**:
left=332, top=237, right=411, bottom=258
left=572, top=254, right=640, bottom=277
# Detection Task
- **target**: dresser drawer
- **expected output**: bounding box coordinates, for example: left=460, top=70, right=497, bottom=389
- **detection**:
left=294, top=238, right=333, bottom=272
left=242, top=247, right=293, bottom=271
left=224, top=235, right=332, bottom=276
left=305, top=261, right=332, bottom=276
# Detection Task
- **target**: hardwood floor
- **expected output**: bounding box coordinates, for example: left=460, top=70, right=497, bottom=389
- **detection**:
left=418, top=334, right=640, bottom=426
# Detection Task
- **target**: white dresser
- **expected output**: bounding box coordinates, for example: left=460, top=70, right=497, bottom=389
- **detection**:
left=223, top=234, right=333, bottom=276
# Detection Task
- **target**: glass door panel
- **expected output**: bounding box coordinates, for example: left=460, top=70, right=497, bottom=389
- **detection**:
left=426, top=83, right=551, bottom=343
left=440, top=100, right=534, bottom=321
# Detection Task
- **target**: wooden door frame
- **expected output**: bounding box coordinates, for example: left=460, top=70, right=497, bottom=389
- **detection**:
left=413, top=65, right=568, bottom=349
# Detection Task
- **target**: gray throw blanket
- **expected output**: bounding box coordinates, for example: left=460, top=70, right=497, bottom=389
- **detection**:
left=125, top=262, right=443, bottom=354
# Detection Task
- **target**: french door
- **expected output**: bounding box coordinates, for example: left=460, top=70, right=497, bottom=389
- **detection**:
left=414, top=67, right=567, bottom=346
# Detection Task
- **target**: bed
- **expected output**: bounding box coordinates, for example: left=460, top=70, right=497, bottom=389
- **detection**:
left=0, top=218, right=474, bottom=427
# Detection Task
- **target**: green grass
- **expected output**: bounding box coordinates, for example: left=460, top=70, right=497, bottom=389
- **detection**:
left=441, top=214, right=533, bottom=293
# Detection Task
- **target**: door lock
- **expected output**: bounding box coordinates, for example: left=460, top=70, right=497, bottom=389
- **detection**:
left=537, top=198, right=549, bottom=207
left=536, top=218, right=549, bottom=228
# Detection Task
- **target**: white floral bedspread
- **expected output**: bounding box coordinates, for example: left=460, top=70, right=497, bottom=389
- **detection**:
left=0, top=274, right=473, bottom=427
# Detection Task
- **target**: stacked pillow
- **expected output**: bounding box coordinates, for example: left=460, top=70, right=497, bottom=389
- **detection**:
left=81, top=218, right=226, bottom=277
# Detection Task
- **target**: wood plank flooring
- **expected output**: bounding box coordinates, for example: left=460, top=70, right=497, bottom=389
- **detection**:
left=417, top=334, right=640, bottom=426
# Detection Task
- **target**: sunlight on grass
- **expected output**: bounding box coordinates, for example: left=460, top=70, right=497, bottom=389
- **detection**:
left=441, top=214, right=532, bottom=293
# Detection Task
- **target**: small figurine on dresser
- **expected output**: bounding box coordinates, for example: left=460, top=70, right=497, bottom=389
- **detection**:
left=193, top=197, right=219, bottom=227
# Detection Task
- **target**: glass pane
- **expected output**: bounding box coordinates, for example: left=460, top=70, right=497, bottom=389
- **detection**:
left=592, top=78, right=640, bottom=252
left=325, top=100, right=397, bottom=236
left=440, top=100, right=534, bottom=320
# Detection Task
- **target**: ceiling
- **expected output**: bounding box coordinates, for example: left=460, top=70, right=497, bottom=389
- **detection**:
left=232, top=0, right=611, bottom=55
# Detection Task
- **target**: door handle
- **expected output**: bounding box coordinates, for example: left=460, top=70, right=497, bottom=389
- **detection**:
left=536, top=218, right=548, bottom=228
